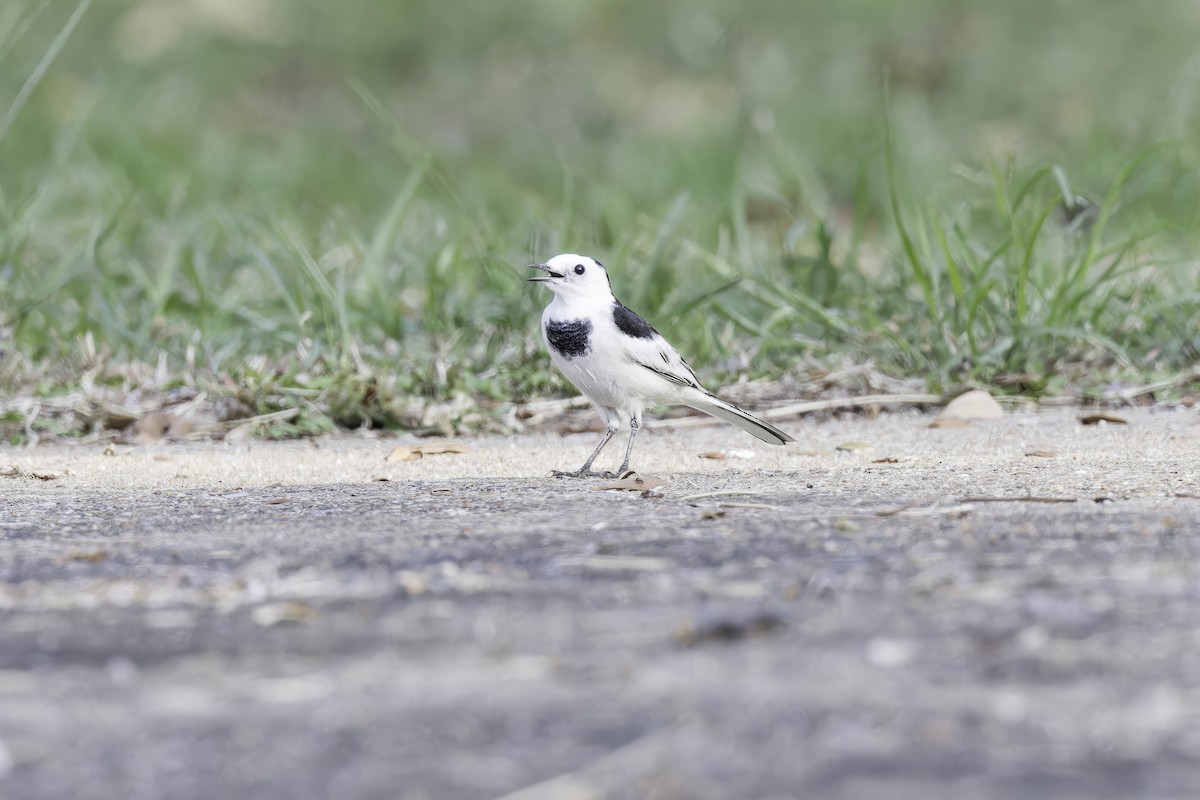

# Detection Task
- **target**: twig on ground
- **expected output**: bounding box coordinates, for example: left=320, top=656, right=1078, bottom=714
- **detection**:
left=653, top=393, right=944, bottom=430
left=718, top=501, right=781, bottom=511
left=680, top=490, right=767, bottom=502
left=1102, top=370, right=1200, bottom=404
left=876, top=495, right=940, bottom=517
left=196, top=407, right=301, bottom=439
left=1036, top=396, right=1078, bottom=407
left=957, top=495, right=1076, bottom=504
left=764, top=393, right=946, bottom=419
left=513, top=396, right=593, bottom=427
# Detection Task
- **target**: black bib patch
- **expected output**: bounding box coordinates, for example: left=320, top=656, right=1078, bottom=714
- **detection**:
left=546, top=318, right=592, bottom=359
left=612, top=301, right=658, bottom=340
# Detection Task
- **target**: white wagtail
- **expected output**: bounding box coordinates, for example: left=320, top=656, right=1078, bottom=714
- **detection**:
left=528, top=253, right=794, bottom=477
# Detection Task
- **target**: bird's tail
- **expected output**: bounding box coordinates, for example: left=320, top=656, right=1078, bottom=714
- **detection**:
left=685, top=394, right=794, bottom=445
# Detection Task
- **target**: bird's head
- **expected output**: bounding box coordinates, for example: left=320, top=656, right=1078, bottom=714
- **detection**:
left=527, top=254, right=611, bottom=301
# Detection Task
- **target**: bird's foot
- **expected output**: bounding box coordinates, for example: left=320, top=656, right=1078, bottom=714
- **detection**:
left=550, top=468, right=618, bottom=479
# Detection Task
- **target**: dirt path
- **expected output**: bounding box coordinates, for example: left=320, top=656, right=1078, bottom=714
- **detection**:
left=2, top=408, right=1199, bottom=799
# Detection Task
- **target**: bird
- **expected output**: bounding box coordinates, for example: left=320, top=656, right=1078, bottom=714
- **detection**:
left=527, top=253, right=794, bottom=478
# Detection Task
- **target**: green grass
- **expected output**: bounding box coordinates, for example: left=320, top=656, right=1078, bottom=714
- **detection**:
left=2, top=0, right=1199, bottom=439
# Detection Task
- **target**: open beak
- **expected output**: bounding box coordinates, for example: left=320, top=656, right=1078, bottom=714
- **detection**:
left=526, top=263, right=565, bottom=282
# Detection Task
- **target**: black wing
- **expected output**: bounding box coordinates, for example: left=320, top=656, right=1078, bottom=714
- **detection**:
left=612, top=301, right=659, bottom=340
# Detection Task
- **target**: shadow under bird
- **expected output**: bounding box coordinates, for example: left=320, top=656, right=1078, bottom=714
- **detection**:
left=527, top=253, right=794, bottom=477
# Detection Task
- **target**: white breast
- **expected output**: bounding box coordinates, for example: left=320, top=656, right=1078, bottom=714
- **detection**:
left=542, top=306, right=628, bottom=410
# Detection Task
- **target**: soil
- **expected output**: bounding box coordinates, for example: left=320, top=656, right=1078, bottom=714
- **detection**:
left=1, top=407, right=1199, bottom=799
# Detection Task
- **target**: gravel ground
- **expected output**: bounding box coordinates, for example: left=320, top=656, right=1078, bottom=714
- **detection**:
left=2, top=408, right=1199, bottom=799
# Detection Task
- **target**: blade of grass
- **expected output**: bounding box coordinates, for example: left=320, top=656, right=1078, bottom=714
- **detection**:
left=0, top=0, right=53, bottom=67
left=0, top=0, right=93, bottom=144
left=674, top=275, right=744, bottom=317
left=1014, top=198, right=1060, bottom=321
left=883, top=80, right=940, bottom=333
left=364, top=158, right=429, bottom=284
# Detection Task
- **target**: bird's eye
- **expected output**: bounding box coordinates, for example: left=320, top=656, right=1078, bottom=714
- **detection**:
left=574, top=264, right=586, bottom=275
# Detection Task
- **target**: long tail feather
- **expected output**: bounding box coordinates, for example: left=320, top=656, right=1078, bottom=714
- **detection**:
left=686, top=396, right=794, bottom=445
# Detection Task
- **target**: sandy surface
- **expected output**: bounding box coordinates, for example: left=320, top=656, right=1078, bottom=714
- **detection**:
left=2, top=407, right=1200, bottom=799
left=3, top=406, right=1197, bottom=494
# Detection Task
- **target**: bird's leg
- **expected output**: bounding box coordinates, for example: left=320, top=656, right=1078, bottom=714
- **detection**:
left=615, top=416, right=640, bottom=477
left=552, top=423, right=619, bottom=478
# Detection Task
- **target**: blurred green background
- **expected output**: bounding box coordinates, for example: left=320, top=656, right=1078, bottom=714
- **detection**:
left=2, top=0, right=1199, bottom=434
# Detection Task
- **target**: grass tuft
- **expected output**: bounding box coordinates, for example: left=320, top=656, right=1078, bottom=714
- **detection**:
left=2, top=0, right=1199, bottom=442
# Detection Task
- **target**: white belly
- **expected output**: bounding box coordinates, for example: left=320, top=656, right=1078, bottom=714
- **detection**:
left=540, top=301, right=687, bottom=416
left=549, top=344, right=629, bottom=411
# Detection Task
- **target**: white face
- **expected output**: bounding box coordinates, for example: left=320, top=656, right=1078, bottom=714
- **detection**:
left=527, top=253, right=611, bottom=300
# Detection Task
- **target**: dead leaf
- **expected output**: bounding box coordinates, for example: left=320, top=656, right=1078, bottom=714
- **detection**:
left=677, top=608, right=785, bottom=646
left=1, top=466, right=63, bottom=480
left=251, top=601, right=314, bottom=627
left=940, top=389, right=1004, bottom=420
left=264, top=496, right=289, bottom=505
left=928, top=417, right=971, bottom=429
left=699, top=449, right=755, bottom=460
left=591, top=475, right=666, bottom=492
left=872, top=457, right=900, bottom=464
left=386, top=446, right=421, bottom=463
left=56, top=550, right=108, bottom=564
left=127, top=410, right=195, bottom=444
left=572, top=555, right=675, bottom=572
left=1080, top=413, right=1128, bottom=425
left=413, top=442, right=470, bottom=456
left=385, top=442, right=471, bottom=462
left=134, top=410, right=173, bottom=443
left=701, top=510, right=727, bottom=520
